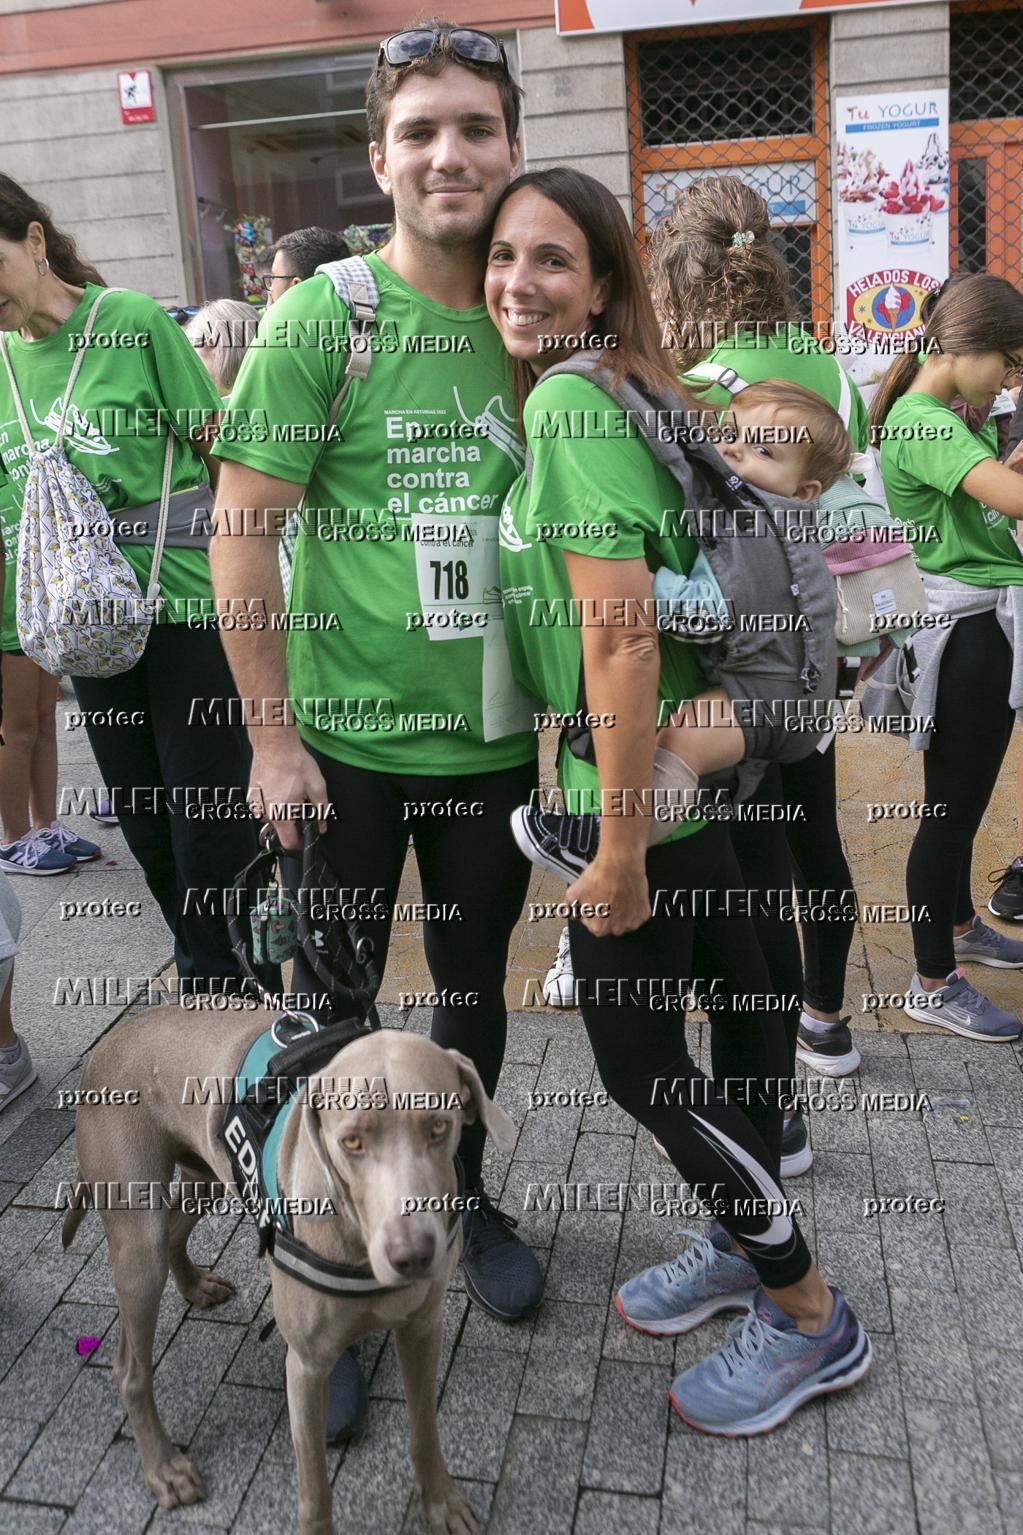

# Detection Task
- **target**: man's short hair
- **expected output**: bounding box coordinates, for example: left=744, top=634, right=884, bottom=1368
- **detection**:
left=268, top=227, right=351, bottom=281
left=366, top=17, right=522, bottom=149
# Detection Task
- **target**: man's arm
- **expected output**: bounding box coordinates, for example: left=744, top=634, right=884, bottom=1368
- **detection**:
left=209, top=460, right=329, bottom=850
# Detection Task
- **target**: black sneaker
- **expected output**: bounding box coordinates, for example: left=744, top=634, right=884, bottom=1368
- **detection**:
left=510, top=807, right=599, bottom=884
left=325, top=1343, right=368, bottom=1447
left=988, top=857, right=1023, bottom=921
left=780, top=1108, right=812, bottom=1179
left=461, top=1190, right=544, bottom=1321
left=794, top=1015, right=861, bottom=1077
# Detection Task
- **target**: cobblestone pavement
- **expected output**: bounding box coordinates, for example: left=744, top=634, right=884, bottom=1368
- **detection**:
left=2, top=703, right=1023, bottom=1534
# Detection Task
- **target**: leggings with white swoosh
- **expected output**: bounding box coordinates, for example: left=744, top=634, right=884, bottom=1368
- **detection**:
left=567, top=819, right=813, bottom=1289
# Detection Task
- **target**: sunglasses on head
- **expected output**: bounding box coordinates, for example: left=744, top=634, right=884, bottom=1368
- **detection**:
left=165, top=305, right=201, bottom=326
left=378, top=27, right=509, bottom=75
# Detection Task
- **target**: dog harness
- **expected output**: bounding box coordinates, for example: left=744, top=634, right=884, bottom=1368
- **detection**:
left=219, top=1014, right=462, bottom=1299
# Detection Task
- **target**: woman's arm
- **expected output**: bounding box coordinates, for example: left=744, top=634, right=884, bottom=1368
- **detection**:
left=561, top=549, right=661, bottom=937
left=961, top=445, right=1023, bottom=519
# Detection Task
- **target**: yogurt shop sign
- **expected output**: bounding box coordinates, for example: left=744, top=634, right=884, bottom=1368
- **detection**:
left=835, top=90, right=949, bottom=353
left=557, top=0, right=955, bottom=32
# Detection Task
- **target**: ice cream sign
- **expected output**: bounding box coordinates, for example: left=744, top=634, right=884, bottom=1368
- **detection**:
left=835, top=91, right=949, bottom=357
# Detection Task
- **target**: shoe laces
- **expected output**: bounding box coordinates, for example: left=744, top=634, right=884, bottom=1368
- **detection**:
left=717, top=1308, right=780, bottom=1378
left=554, top=926, right=571, bottom=966
left=465, top=1190, right=520, bottom=1244
left=662, top=1229, right=715, bottom=1285
left=947, top=974, right=988, bottom=1014
left=10, top=828, right=59, bottom=867
left=46, top=821, right=77, bottom=852
left=988, top=858, right=1023, bottom=885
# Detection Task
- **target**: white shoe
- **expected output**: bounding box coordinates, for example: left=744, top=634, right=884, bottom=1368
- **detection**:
left=543, top=926, right=576, bottom=1008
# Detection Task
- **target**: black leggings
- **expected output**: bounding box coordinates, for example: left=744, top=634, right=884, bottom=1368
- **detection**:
left=569, top=822, right=812, bottom=1290
left=728, top=749, right=857, bottom=1056
left=908, top=609, right=1014, bottom=977
left=71, top=624, right=264, bottom=994
left=284, top=749, right=537, bottom=1189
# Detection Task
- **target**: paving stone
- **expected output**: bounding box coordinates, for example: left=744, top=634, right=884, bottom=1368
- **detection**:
left=0, top=1183, right=18, bottom=1214
left=461, top=1298, right=535, bottom=1356
left=0, top=1206, right=65, bottom=1281
left=60, top=1438, right=159, bottom=1535
left=952, top=1245, right=1023, bottom=1342
left=85, top=1290, right=188, bottom=1374
left=825, top=1335, right=906, bottom=1458
left=0, top=1415, right=38, bottom=1494
left=544, top=1211, right=621, bottom=1304
left=806, top=1149, right=875, bottom=1232
left=906, top=1398, right=1002, bottom=1535
left=922, top=1098, right=991, bottom=1166
left=829, top=1451, right=916, bottom=1535
left=574, top=1490, right=659, bottom=1535
left=145, top=1320, right=246, bottom=1447
left=879, top=1213, right=956, bottom=1294
left=816, top=1227, right=892, bottom=1334
left=0, top=1110, right=75, bottom=1183
left=488, top=1416, right=587, bottom=1535
left=436, top=1347, right=526, bottom=1482
left=994, top=1470, right=1023, bottom=1533
left=747, top=1409, right=828, bottom=1525
left=936, top=1162, right=1015, bottom=1249
left=7, top=1366, right=126, bottom=1505
left=330, top=1398, right=418, bottom=1534
left=579, top=1093, right=639, bottom=1139
left=0, top=1502, right=67, bottom=1533
left=502, top=1161, right=562, bottom=1249
left=0, top=1300, right=117, bottom=1422
left=600, top=1297, right=670, bottom=1366
left=661, top=1431, right=746, bottom=1534
left=517, top=1301, right=603, bottom=1419
left=513, top=1102, right=582, bottom=1167
left=567, top=1132, right=634, bottom=1187
left=972, top=1346, right=1023, bottom=1472
left=13, top=1136, right=81, bottom=1211
left=582, top=1361, right=667, bottom=1495
left=223, top=1294, right=287, bottom=1390
left=803, top=1091, right=868, bottom=1154
left=867, top=1116, right=938, bottom=1200
left=181, top=1219, right=269, bottom=1327
left=892, top=1286, right=976, bottom=1405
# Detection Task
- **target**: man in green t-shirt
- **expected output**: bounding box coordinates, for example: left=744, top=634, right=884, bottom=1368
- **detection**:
left=211, top=23, right=543, bottom=1442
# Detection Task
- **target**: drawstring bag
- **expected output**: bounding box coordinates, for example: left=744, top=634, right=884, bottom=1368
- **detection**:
left=0, top=288, right=172, bottom=678
left=822, top=521, right=926, bottom=646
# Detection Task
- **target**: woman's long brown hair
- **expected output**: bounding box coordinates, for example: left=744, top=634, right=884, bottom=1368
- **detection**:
left=868, top=272, right=1023, bottom=438
left=0, top=174, right=105, bottom=288
left=489, top=168, right=687, bottom=427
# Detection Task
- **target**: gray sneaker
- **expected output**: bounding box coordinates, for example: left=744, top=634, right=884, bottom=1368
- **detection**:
left=953, top=914, right=1023, bottom=968
left=0, top=1037, right=36, bottom=1112
left=903, top=969, right=1022, bottom=1041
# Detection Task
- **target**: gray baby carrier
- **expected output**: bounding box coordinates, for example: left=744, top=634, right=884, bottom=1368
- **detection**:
left=529, top=354, right=838, bottom=798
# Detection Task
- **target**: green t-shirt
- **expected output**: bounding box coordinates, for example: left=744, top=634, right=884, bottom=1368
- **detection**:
left=0, top=477, right=18, bottom=650
left=499, top=373, right=708, bottom=843
left=880, top=392, right=1023, bottom=587
left=684, top=327, right=871, bottom=454
left=215, top=255, right=537, bottom=775
left=0, top=284, right=222, bottom=626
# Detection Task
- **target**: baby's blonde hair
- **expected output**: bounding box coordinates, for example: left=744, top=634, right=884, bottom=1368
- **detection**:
left=732, top=380, right=852, bottom=491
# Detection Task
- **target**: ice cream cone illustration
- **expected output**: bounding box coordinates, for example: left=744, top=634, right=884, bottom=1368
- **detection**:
left=882, top=285, right=903, bottom=331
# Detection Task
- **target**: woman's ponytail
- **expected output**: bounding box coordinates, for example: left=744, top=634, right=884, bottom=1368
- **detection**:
left=868, top=352, right=919, bottom=440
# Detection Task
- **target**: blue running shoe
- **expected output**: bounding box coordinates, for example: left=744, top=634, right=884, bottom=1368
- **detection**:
left=616, top=1227, right=758, bottom=1337
left=45, top=820, right=102, bottom=863
left=953, top=914, right=1023, bottom=968
left=0, top=829, right=74, bottom=876
left=670, top=1286, right=871, bottom=1437
left=903, top=969, right=1021, bottom=1041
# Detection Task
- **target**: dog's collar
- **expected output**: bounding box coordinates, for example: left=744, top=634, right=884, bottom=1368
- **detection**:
left=268, top=1200, right=463, bottom=1299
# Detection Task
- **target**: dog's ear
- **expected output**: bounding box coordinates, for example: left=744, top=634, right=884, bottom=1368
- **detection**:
left=295, top=1098, right=345, bottom=1208
left=446, top=1049, right=517, bottom=1154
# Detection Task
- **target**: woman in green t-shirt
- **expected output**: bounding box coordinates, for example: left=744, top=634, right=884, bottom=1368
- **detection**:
left=0, top=174, right=263, bottom=993
left=646, top=176, right=868, bottom=1140
left=490, top=168, right=869, bottom=1436
left=870, top=272, right=1023, bottom=1041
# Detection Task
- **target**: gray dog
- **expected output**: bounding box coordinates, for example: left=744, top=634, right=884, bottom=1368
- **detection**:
left=62, top=1006, right=516, bottom=1534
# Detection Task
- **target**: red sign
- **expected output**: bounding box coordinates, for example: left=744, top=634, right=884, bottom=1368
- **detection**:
left=845, top=268, right=943, bottom=342
left=118, top=71, right=155, bottom=125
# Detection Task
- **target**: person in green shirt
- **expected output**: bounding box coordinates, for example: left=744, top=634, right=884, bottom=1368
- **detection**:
left=871, top=271, right=1023, bottom=1041
left=0, top=173, right=261, bottom=989
left=489, top=165, right=869, bottom=1437
left=210, top=24, right=543, bottom=1450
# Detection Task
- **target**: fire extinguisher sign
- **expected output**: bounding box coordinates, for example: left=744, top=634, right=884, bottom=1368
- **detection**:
left=117, top=71, right=155, bottom=125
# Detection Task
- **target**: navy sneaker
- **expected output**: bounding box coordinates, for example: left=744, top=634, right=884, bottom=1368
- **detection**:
left=953, top=914, right=1023, bottom=968
left=461, top=1190, right=544, bottom=1321
left=510, top=807, right=598, bottom=884
left=0, top=829, right=74, bottom=876
left=781, top=1107, right=812, bottom=1178
left=326, top=1343, right=368, bottom=1447
left=988, top=857, right=1023, bottom=921
left=903, top=969, right=1022, bottom=1041
left=45, top=821, right=102, bottom=863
